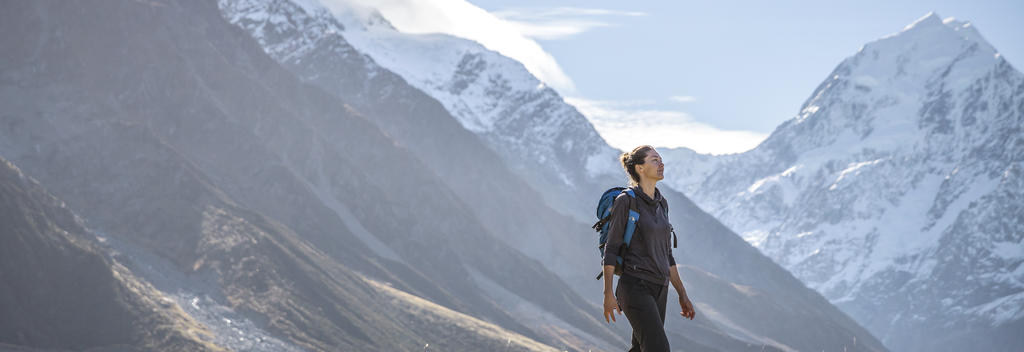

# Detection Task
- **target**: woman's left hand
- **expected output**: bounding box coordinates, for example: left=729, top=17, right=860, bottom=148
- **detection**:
left=679, top=294, right=695, bottom=320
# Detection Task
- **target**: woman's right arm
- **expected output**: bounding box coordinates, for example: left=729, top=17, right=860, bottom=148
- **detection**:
left=603, top=265, right=618, bottom=322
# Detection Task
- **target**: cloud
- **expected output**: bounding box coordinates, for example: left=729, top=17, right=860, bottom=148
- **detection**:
left=495, top=7, right=647, bottom=19
left=500, top=19, right=612, bottom=40
left=669, top=95, right=697, bottom=103
left=324, top=0, right=579, bottom=93
left=565, top=97, right=768, bottom=155
left=493, top=7, right=647, bottom=40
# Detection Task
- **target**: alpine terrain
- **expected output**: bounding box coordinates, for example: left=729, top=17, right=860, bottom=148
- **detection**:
left=663, top=13, right=1024, bottom=352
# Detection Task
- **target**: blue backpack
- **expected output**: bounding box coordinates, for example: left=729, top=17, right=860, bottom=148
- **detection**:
left=592, top=187, right=639, bottom=280
left=592, top=187, right=677, bottom=280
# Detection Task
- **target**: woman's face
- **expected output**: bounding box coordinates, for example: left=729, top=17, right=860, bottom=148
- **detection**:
left=637, top=149, right=664, bottom=182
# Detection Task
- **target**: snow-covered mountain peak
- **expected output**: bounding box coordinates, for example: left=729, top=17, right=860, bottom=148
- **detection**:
left=898, top=12, right=985, bottom=45
left=782, top=12, right=1010, bottom=157
left=313, top=0, right=624, bottom=191
left=221, top=0, right=332, bottom=26
left=288, top=1, right=543, bottom=134
left=847, top=12, right=998, bottom=83
left=219, top=0, right=350, bottom=63
left=900, top=12, right=985, bottom=47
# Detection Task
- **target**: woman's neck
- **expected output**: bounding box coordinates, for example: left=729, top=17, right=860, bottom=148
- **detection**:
left=638, top=179, right=657, bottom=199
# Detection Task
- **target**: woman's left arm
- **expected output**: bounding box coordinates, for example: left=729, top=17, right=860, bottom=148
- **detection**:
left=670, top=265, right=695, bottom=320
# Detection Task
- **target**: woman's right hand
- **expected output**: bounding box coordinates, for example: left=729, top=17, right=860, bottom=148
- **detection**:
left=603, top=292, right=620, bottom=323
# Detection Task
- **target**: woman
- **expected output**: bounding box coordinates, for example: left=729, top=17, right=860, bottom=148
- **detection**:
left=602, top=145, right=696, bottom=352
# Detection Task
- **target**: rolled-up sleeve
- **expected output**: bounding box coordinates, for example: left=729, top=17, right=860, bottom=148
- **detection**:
left=602, top=193, right=630, bottom=266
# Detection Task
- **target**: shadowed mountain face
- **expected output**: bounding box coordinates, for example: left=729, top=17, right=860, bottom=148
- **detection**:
left=0, top=157, right=218, bottom=351
left=0, top=0, right=595, bottom=350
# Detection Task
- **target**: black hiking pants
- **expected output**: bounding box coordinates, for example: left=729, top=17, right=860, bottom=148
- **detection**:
left=616, top=274, right=669, bottom=352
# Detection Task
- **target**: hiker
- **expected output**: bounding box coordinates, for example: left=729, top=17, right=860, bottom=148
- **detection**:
left=602, top=145, right=695, bottom=352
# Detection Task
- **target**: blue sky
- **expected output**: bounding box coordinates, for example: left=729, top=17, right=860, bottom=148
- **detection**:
left=342, top=0, right=1023, bottom=154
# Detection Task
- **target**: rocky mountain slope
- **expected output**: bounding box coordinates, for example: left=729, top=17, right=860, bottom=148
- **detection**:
left=0, top=156, right=220, bottom=351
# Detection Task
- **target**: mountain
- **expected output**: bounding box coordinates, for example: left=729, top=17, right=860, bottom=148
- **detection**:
left=0, top=0, right=595, bottom=350
left=215, top=0, right=889, bottom=351
left=663, top=13, right=1024, bottom=352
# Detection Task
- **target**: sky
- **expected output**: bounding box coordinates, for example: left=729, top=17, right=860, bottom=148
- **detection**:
left=336, top=0, right=1023, bottom=155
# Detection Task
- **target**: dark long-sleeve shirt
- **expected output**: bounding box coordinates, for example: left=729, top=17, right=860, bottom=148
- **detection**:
left=602, top=186, right=676, bottom=285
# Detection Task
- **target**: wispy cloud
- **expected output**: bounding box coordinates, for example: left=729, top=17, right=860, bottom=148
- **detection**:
left=493, top=7, right=647, bottom=40
left=566, top=97, right=768, bottom=155
left=669, top=95, right=697, bottom=103
left=495, top=7, right=647, bottom=19
left=500, top=19, right=611, bottom=40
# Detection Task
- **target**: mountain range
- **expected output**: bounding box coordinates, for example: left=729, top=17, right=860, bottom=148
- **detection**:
left=661, top=13, right=1023, bottom=352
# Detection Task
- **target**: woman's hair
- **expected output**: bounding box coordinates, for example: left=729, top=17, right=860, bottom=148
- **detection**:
left=620, top=145, right=655, bottom=186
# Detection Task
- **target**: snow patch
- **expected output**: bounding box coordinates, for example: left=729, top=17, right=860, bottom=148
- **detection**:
left=830, top=158, right=884, bottom=190
left=746, top=165, right=800, bottom=196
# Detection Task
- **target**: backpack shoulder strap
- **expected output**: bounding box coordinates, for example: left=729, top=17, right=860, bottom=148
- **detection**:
left=659, top=197, right=678, bottom=248
left=622, top=188, right=639, bottom=247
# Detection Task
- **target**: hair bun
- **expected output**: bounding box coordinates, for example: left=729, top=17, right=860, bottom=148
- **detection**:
left=620, top=145, right=654, bottom=186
